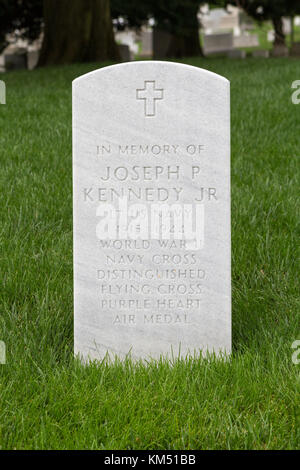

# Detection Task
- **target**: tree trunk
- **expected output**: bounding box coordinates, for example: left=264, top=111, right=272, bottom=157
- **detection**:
left=167, top=23, right=203, bottom=59
left=290, top=16, right=294, bottom=45
left=156, top=2, right=202, bottom=59
left=38, top=0, right=120, bottom=66
left=272, top=17, right=285, bottom=46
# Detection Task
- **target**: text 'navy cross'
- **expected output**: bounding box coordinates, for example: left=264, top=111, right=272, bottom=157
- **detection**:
left=136, top=80, right=164, bottom=117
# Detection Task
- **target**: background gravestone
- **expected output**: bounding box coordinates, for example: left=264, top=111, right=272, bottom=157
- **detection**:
left=73, top=61, right=231, bottom=362
left=252, top=50, right=270, bottom=58
left=203, top=33, right=233, bottom=55
left=118, top=44, right=133, bottom=62
left=227, top=49, right=246, bottom=59
left=153, top=29, right=172, bottom=59
left=27, top=49, right=40, bottom=70
left=4, top=48, right=27, bottom=71
left=140, top=30, right=153, bottom=57
left=233, top=34, right=259, bottom=48
left=291, top=42, right=300, bottom=57
left=272, top=45, right=289, bottom=57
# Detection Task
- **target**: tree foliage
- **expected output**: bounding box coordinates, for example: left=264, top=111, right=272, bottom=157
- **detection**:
left=0, top=0, right=43, bottom=49
left=111, top=0, right=150, bottom=29
left=152, top=0, right=204, bottom=57
left=226, top=0, right=300, bottom=45
left=111, top=0, right=207, bottom=57
left=229, top=0, right=300, bottom=19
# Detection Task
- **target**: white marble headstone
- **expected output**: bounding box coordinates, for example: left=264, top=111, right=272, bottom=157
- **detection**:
left=73, top=61, right=231, bottom=362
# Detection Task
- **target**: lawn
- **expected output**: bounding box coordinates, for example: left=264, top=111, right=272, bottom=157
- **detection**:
left=0, top=57, right=299, bottom=450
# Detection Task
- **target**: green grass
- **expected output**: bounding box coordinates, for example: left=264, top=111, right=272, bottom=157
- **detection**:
left=0, top=57, right=299, bottom=450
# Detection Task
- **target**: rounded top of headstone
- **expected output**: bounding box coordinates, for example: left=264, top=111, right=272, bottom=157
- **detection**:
left=73, top=60, right=230, bottom=86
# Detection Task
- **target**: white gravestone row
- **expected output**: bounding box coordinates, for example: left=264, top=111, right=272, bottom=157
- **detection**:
left=73, top=61, right=231, bottom=362
left=203, top=33, right=233, bottom=55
